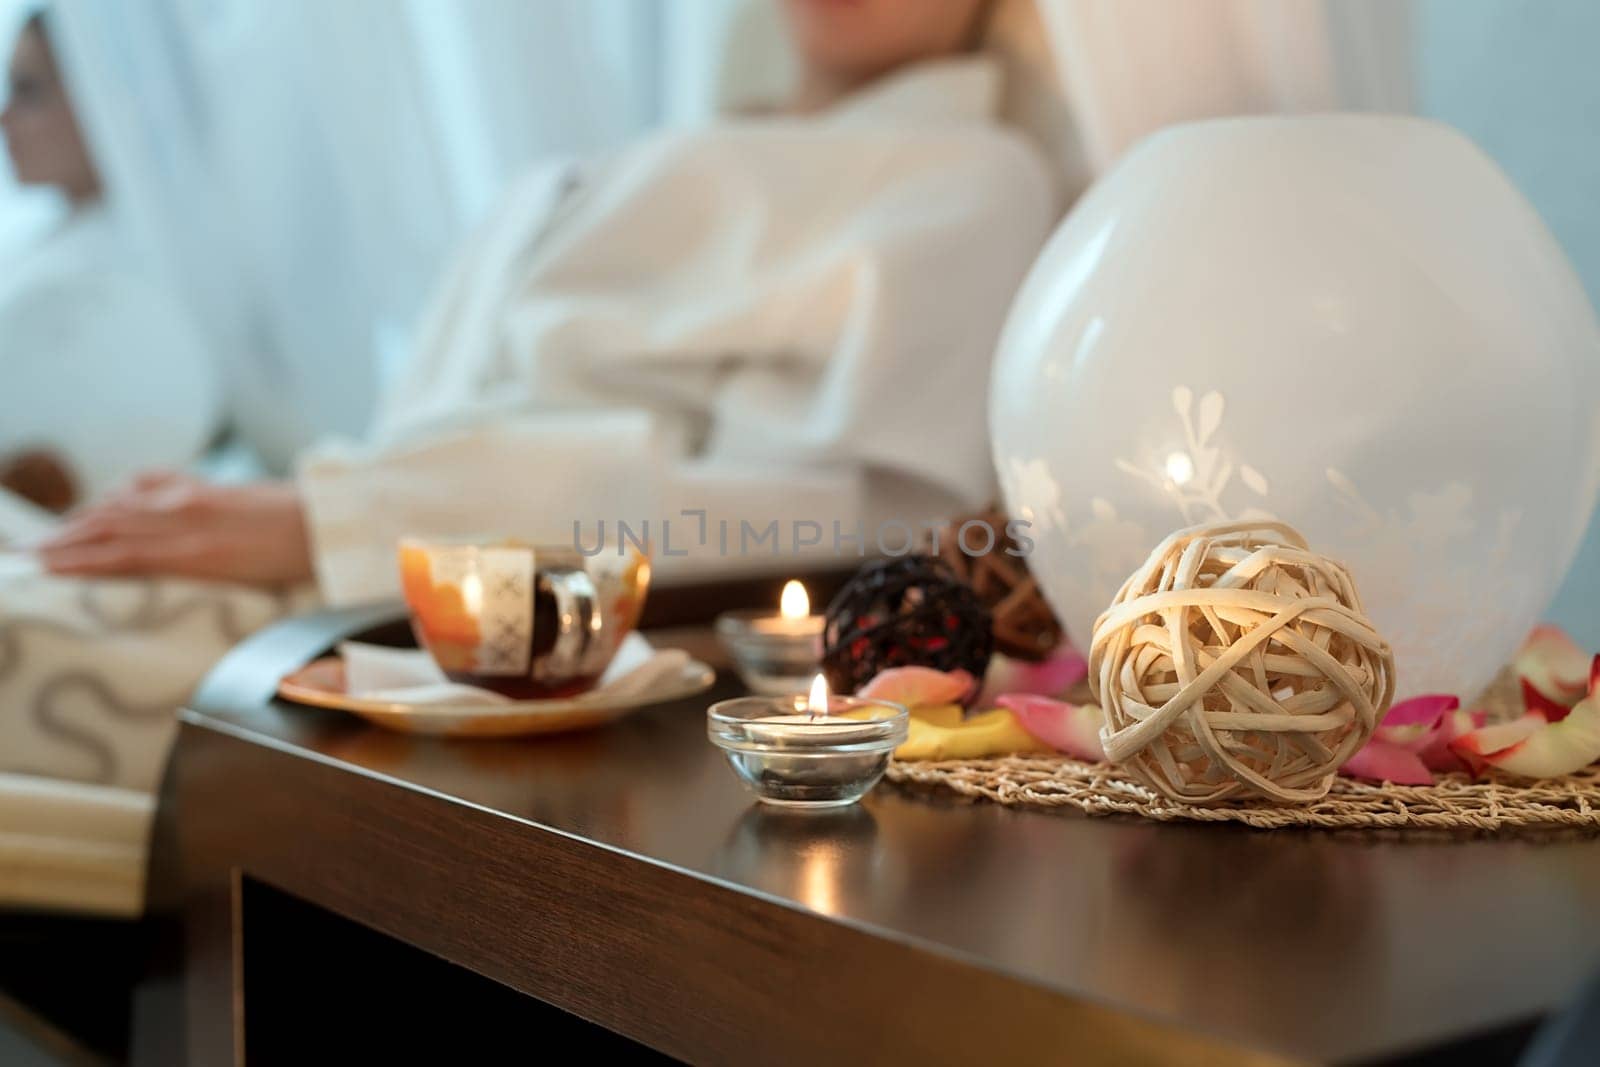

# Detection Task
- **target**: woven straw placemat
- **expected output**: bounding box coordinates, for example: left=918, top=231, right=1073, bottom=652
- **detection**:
left=886, top=756, right=1600, bottom=831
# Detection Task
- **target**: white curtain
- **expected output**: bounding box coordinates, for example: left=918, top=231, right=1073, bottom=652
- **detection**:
left=48, top=0, right=661, bottom=471
left=1038, top=0, right=1412, bottom=173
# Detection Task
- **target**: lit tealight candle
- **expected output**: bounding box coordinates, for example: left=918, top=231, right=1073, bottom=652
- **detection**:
left=749, top=580, right=825, bottom=637
left=708, top=674, right=910, bottom=806
left=716, top=581, right=826, bottom=695
left=744, top=674, right=880, bottom=744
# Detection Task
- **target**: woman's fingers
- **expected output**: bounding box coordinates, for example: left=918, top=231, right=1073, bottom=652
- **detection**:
left=46, top=482, right=216, bottom=549
left=40, top=510, right=120, bottom=549
left=35, top=479, right=311, bottom=586
left=40, top=533, right=220, bottom=579
left=131, top=469, right=189, bottom=492
left=39, top=540, right=151, bottom=576
left=46, top=507, right=165, bottom=549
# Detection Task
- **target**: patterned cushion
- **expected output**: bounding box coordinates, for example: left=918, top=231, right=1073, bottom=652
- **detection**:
left=0, top=569, right=313, bottom=914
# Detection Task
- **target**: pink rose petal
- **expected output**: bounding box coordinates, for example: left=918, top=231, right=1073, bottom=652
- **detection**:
left=1478, top=700, right=1600, bottom=779
left=858, top=666, right=975, bottom=707
left=1381, top=694, right=1460, bottom=728
left=995, top=693, right=1105, bottom=761
left=1413, top=709, right=1482, bottom=774
left=1516, top=625, right=1590, bottom=708
left=1450, top=713, right=1548, bottom=776
left=1522, top=679, right=1576, bottom=723
left=1349, top=697, right=1504, bottom=782
left=976, top=646, right=1088, bottom=705
left=1355, top=695, right=1462, bottom=779
left=1341, top=740, right=1436, bottom=786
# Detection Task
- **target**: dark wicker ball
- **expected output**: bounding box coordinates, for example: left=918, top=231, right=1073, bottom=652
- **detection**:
left=821, top=556, right=993, bottom=698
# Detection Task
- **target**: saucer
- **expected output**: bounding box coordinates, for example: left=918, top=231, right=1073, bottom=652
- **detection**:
left=278, top=656, right=715, bottom=737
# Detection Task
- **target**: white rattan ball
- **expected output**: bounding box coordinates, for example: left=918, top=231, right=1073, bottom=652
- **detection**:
left=1090, top=521, right=1395, bottom=804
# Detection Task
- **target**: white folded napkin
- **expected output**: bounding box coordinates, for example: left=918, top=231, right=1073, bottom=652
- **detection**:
left=339, top=632, right=689, bottom=707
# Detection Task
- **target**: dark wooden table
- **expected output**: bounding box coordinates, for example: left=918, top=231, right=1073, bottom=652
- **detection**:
left=139, top=604, right=1600, bottom=1065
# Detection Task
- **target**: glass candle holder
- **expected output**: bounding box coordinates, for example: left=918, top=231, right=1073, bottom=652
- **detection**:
left=708, top=694, right=908, bottom=808
left=715, top=610, right=824, bottom=695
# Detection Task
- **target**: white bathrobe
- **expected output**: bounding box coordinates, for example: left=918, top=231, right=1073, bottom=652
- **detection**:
left=0, top=205, right=220, bottom=503
left=299, top=57, right=1058, bottom=604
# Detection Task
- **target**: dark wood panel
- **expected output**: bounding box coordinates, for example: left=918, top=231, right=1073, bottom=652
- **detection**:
left=165, top=723, right=1276, bottom=1066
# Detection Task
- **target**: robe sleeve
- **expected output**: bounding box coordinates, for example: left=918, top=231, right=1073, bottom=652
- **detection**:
left=301, top=122, right=1056, bottom=604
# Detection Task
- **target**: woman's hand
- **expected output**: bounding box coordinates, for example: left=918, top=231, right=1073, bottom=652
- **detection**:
left=39, top=472, right=315, bottom=585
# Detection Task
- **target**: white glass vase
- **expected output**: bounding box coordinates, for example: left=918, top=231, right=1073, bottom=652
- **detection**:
left=992, top=115, right=1600, bottom=700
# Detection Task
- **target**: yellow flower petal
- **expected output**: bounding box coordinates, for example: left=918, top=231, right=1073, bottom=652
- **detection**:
left=895, top=709, right=1050, bottom=761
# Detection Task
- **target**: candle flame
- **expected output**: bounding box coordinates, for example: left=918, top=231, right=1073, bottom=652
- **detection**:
left=806, top=673, right=829, bottom=718
left=780, top=579, right=809, bottom=620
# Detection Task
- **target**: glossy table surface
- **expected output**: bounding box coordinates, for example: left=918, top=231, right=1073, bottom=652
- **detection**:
left=175, top=605, right=1600, bottom=1065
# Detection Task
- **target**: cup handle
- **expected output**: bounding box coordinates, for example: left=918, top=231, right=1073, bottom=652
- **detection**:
left=542, top=568, right=603, bottom=680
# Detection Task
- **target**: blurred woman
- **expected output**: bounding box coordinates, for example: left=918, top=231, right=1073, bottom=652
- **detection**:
left=37, top=0, right=1055, bottom=599
left=0, top=11, right=218, bottom=515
